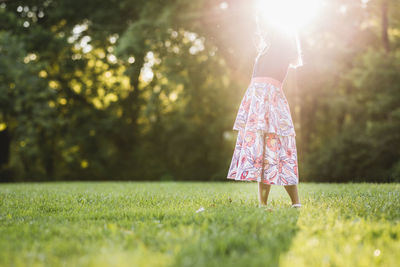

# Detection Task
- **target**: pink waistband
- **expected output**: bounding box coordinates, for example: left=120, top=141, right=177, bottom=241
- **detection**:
left=250, top=77, right=283, bottom=88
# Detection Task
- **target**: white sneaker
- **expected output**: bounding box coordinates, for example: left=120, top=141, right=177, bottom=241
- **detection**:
left=291, top=203, right=302, bottom=208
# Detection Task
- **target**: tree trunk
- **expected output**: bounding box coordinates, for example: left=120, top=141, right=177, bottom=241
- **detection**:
left=0, top=128, right=11, bottom=167
left=39, top=128, right=55, bottom=180
left=127, top=54, right=145, bottom=133
left=382, top=0, right=390, bottom=53
left=115, top=53, right=145, bottom=152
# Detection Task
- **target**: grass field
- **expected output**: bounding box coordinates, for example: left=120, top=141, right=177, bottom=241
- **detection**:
left=0, top=182, right=399, bottom=267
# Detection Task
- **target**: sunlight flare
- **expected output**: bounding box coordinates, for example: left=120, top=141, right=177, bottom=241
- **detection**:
left=255, top=0, right=320, bottom=35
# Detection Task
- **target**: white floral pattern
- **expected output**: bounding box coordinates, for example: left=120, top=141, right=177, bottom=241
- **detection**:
left=227, top=77, right=299, bottom=185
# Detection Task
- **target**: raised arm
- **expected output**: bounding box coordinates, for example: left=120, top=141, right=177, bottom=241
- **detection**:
left=289, top=32, right=303, bottom=68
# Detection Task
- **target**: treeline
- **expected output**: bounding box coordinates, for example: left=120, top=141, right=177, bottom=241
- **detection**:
left=0, top=0, right=399, bottom=182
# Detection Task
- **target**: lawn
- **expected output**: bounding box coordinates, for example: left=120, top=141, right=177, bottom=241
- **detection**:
left=0, top=182, right=399, bottom=267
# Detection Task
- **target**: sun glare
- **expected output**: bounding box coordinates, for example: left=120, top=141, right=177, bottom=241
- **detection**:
left=255, top=0, right=320, bottom=35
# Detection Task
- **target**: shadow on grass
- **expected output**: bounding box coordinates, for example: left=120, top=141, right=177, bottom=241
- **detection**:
left=170, top=204, right=301, bottom=267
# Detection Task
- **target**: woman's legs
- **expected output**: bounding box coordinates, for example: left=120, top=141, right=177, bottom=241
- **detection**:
left=284, top=185, right=301, bottom=205
left=258, top=182, right=272, bottom=205
left=259, top=183, right=301, bottom=205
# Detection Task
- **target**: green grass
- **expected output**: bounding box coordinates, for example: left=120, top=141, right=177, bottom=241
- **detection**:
left=0, top=182, right=399, bottom=267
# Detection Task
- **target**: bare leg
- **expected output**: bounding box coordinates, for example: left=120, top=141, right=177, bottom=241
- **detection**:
left=258, top=182, right=272, bottom=206
left=284, top=185, right=301, bottom=205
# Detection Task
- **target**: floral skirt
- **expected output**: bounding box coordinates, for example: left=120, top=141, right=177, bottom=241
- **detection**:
left=227, top=77, right=299, bottom=185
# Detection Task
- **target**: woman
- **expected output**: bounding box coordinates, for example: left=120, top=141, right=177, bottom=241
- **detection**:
left=226, top=15, right=303, bottom=210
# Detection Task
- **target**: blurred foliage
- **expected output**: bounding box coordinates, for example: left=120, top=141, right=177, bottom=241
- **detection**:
left=0, top=0, right=399, bottom=182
